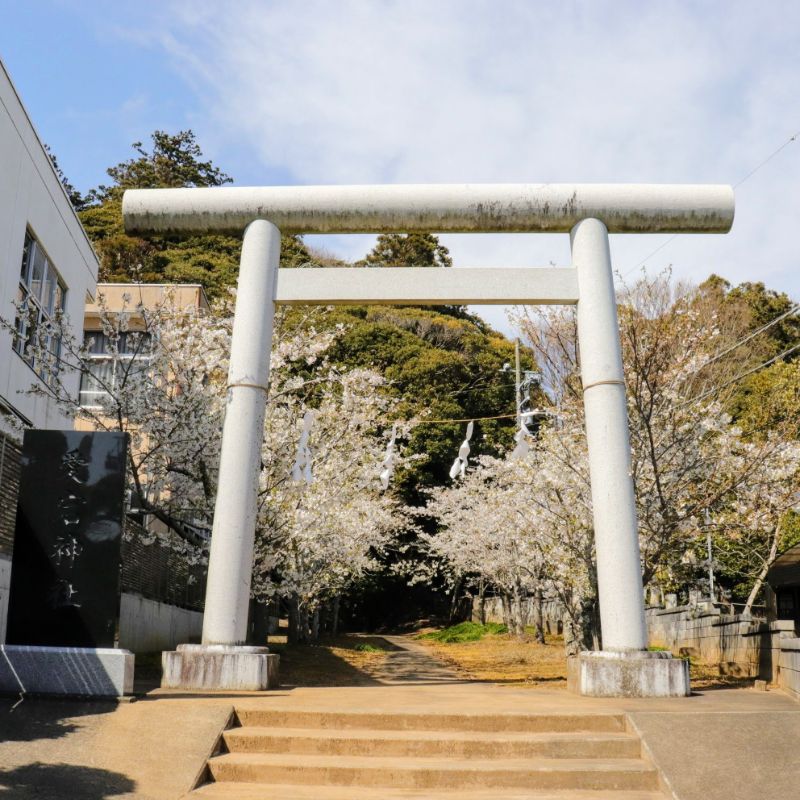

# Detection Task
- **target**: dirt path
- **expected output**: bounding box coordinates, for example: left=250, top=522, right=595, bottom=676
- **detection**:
left=365, top=634, right=465, bottom=685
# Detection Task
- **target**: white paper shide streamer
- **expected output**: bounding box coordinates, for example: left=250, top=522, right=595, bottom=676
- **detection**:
left=291, top=410, right=315, bottom=484
left=510, top=426, right=531, bottom=460
left=379, top=424, right=397, bottom=491
left=449, top=420, right=474, bottom=480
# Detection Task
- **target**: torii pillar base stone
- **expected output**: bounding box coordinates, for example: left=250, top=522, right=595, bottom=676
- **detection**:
left=161, top=645, right=279, bottom=692
left=568, top=651, right=690, bottom=698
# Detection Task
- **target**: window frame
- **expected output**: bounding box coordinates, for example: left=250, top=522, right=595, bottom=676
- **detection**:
left=78, top=330, right=153, bottom=409
left=14, top=228, right=68, bottom=385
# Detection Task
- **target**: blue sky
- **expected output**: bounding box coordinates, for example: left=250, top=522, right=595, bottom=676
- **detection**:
left=2, top=1, right=799, bottom=333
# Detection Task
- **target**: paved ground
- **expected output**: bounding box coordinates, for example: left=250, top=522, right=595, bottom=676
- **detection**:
left=0, top=694, right=230, bottom=799
left=0, top=636, right=798, bottom=799
left=629, top=705, right=800, bottom=800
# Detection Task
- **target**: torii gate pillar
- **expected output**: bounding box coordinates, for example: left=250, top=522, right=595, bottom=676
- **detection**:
left=124, top=182, right=733, bottom=696
left=568, top=218, right=689, bottom=696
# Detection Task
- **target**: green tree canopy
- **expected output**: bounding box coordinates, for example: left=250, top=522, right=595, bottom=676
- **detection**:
left=359, top=232, right=453, bottom=268
left=76, top=130, right=312, bottom=296
left=86, top=130, right=232, bottom=203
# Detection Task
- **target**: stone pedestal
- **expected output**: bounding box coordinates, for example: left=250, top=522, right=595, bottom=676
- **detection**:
left=568, top=650, right=690, bottom=697
left=161, top=644, right=279, bottom=691
left=0, top=645, right=134, bottom=697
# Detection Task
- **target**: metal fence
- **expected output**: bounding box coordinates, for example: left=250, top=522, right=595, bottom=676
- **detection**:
left=121, top=518, right=206, bottom=612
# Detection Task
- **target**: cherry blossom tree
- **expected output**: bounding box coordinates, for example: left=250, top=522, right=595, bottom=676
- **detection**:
left=423, top=273, right=798, bottom=651
left=3, top=294, right=408, bottom=641
left=513, top=274, right=799, bottom=603
left=251, top=367, right=409, bottom=642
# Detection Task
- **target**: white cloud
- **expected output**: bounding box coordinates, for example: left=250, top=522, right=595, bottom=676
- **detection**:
left=137, top=0, right=800, bottom=333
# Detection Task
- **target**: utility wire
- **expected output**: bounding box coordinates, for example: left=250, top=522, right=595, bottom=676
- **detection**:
left=622, top=235, right=680, bottom=279
left=622, top=129, right=800, bottom=279
left=733, top=130, right=799, bottom=188
left=414, top=411, right=519, bottom=425
left=448, top=381, right=518, bottom=397
left=680, top=340, right=800, bottom=409
left=414, top=407, right=557, bottom=426
left=409, top=288, right=800, bottom=426
left=693, top=303, right=800, bottom=372
left=419, top=338, right=800, bottom=424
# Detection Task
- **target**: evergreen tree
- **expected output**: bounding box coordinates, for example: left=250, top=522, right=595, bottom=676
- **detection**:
left=45, top=144, right=86, bottom=211
left=78, top=130, right=312, bottom=296
left=360, top=232, right=453, bottom=268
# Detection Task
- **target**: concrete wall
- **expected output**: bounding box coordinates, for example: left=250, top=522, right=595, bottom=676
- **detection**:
left=0, top=555, right=10, bottom=643
left=778, top=638, right=800, bottom=700
left=473, top=595, right=565, bottom=634
left=0, top=59, right=98, bottom=428
left=118, top=592, right=203, bottom=654
left=474, top=593, right=800, bottom=697
left=646, top=605, right=796, bottom=682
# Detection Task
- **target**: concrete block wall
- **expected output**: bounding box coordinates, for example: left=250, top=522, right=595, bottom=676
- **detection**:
left=778, top=638, right=800, bottom=700
left=118, top=592, right=203, bottom=654
left=646, top=605, right=796, bottom=682
left=473, top=596, right=565, bottom=634
left=473, top=593, right=800, bottom=697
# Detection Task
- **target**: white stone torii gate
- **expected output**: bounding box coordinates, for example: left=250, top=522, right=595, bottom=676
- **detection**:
left=123, top=183, right=734, bottom=696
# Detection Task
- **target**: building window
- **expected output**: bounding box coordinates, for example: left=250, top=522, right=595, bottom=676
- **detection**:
left=79, top=331, right=153, bottom=408
left=14, top=229, right=67, bottom=384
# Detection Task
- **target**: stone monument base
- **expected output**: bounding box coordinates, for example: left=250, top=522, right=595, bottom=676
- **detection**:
left=0, top=645, right=134, bottom=697
left=161, top=644, right=279, bottom=691
left=568, top=650, right=690, bottom=697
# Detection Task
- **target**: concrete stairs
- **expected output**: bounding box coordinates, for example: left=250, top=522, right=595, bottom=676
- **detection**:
left=189, top=708, right=667, bottom=798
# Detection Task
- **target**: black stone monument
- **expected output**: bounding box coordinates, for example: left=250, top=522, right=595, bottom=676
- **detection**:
left=7, top=430, right=129, bottom=648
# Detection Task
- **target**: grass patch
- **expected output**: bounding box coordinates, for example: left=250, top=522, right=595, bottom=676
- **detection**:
left=418, top=621, right=508, bottom=643
left=353, top=642, right=384, bottom=653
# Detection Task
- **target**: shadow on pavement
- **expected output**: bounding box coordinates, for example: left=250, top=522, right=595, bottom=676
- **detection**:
left=0, top=761, right=135, bottom=799
left=0, top=696, right=117, bottom=743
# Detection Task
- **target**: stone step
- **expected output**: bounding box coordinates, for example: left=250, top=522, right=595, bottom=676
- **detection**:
left=223, top=726, right=642, bottom=759
left=233, top=709, right=626, bottom=733
left=206, top=752, right=660, bottom=791
left=191, top=783, right=666, bottom=799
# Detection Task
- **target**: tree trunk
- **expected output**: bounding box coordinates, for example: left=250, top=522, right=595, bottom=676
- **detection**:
left=296, top=603, right=310, bottom=644
left=744, top=523, right=782, bottom=616
left=449, top=575, right=463, bottom=623
left=585, top=565, right=602, bottom=650
left=533, top=586, right=546, bottom=644
left=587, top=597, right=602, bottom=651
left=511, top=582, right=528, bottom=639
left=477, top=580, right=486, bottom=626
left=287, top=595, right=301, bottom=645
left=331, top=596, right=340, bottom=636
left=563, top=595, right=601, bottom=655
left=311, top=608, right=320, bottom=642
left=500, top=593, right=513, bottom=632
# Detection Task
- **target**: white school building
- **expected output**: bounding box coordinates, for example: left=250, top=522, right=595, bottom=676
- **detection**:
left=0, top=58, right=99, bottom=641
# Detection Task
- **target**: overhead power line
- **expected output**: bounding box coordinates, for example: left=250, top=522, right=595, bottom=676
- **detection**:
left=414, top=411, right=519, bottom=425
left=682, top=340, right=800, bottom=409
left=695, top=303, right=800, bottom=372
left=409, top=304, right=800, bottom=424
left=733, top=130, right=799, bottom=188
left=622, top=128, right=800, bottom=279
